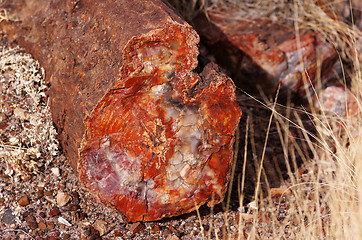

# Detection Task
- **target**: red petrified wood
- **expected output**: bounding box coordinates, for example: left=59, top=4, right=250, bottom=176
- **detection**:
left=0, top=0, right=241, bottom=221
left=194, top=8, right=338, bottom=97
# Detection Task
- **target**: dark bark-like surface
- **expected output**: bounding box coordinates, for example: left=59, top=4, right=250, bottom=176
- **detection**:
left=0, top=0, right=241, bottom=221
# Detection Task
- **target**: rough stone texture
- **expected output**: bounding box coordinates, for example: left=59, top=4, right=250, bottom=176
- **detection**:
left=315, top=86, right=359, bottom=116
left=0, top=0, right=241, bottom=221
left=193, top=8, right=338, bottom=97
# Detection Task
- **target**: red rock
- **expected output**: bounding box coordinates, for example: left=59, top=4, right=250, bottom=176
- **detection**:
left=114, top=230, right=123, bottom=237
left=0, top=113, right=6, bottom=122
left=194, top=8, right=338, bottom=97
left=37, top=187, right=44, bottom=198
left=38, top=221, right=47, bottom=231
left=25, top=215, right=38, bottom=230
left=150, top=224, right=160, bottom=233
left=71, top=191, right=80, bottom=205
left=48, top=207, right=60, bottom=217
left=130, top=222, right=146, bottom=237
left=47, top=221, right=55, bottom=230
left=166, top=235, right=180, bottom=240
left=44, top=190, right=53, bottom=197
left=17, top=195, right=30, bottom=206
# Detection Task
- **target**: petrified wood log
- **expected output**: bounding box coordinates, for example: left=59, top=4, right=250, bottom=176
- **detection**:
left=0, top=0, right=241, bottom=221
left=193, top=8, right=338, bottom=97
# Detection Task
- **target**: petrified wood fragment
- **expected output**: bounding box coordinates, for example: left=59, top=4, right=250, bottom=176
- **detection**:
left=193, top=8, right=338, bottom=97
left=0, top=0, right=241, bottom=221
left=315, top=86, right=359, bottom=117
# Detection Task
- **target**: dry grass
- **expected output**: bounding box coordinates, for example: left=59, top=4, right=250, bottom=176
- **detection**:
left=172, top=0, right=362, bottom=239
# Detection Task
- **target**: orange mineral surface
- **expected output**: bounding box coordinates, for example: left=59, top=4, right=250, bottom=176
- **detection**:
left=79, top=24, right=242, bottom=222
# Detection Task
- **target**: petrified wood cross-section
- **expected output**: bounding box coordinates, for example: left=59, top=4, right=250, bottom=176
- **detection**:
left=0, top=0, right=241, bottom=221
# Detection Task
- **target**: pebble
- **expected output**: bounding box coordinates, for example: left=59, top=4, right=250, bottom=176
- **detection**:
left=168, top=225, right=180, bottom=236
left=150, top=224, right=160, bottom=233
left=1, top=208, right=16, bottom=225
left=25, top=215, right=38, bottom=230
left=44, top=189, right=53, bottom=197
left=58, top=216, right=72, bottom=227
left=37, top=188, right=44, bottom=198
left=270, top=187, right=291, bottom=196
left=114, top=230, right=123, bottom=237
left=56, top=191, right=72, bottom=207
left=65, top=203, right=79, bottom=211
left=61, top=233, right=71, bottom=239
left=21, top=174, right=32, bottom=182
left=17, top=195, right=30, bottom=206
left=84, top=225, right=101, bottom=239
left=71, top=191, right=80, bottom=205
left=130, top=222, right=146, bottom=236
left=39, top=212, right=46, bottom=218
left=38, top=221, right=47, bottom=231
left=49, top=207, right=60, bottom=217
left=94, top=219, right=108, bottom=236
left=163, top=228, right=172, bottom=237
left=51, top=167, right=60, bottom=177
left=166, top=235, right=180, bottom=240
left=0, top=112, right=6, bottom=122
left=13, top=107, right=30, bottom=120
left=47, top=221, right=55, bottom=230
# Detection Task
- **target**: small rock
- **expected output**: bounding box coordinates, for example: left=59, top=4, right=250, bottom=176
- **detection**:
left=8, top=136, right=19, bottom=145
left=2, top=208, right=16, bottom=225
left=85, top=225, right=101, bottom=239
left=78, top=211, right=87, bottom=221
left=51, top=167, right=60, bottom=177
left=44, top=196, right=57, bottom=205
left=44, top=189, right=53, bottom=197
left=166, top=235, right=180, bottom=240
left=37, top=188, right=44, bottom=198
left=163, top=228, right=172, bottom=237
left=49, top=207, right=60, bottom=217
left=270, top=187, right=291, bottom=196
left=0, top=112, right=6, bottom=122
left=83, top=228, right=91, bottom=236
left=65, top=203, right=79, bottom=211
left=13, top=107, right=30, bottom=120
left=94, top=219, right=108, bottom=236
left=150, top=224, right=160, bottom=233
left=56, top=191, right=72, bottom=207
left=21, top=174, right=32, bottom=182
left=38, top=221, right=47, bottom=231
left=71, top=191, right=80, bottom=204
left=315, top=86, right=359, bottom=116
left=130, top=222, right=146, bottom=237
left=58, top=216, right=72, bottom=227
left=25, top=215, right=38, bottom=230
left=17, top=195, right=30, bottom=206
left=167, top=225, right=180, bottom=236
left=61, top=233, right=70, bottom=239
left=39, top=212, right=46, bottom=218
left=47, top=221, right=55, bottom=230
left=114, top=230, right=123, bottom=237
